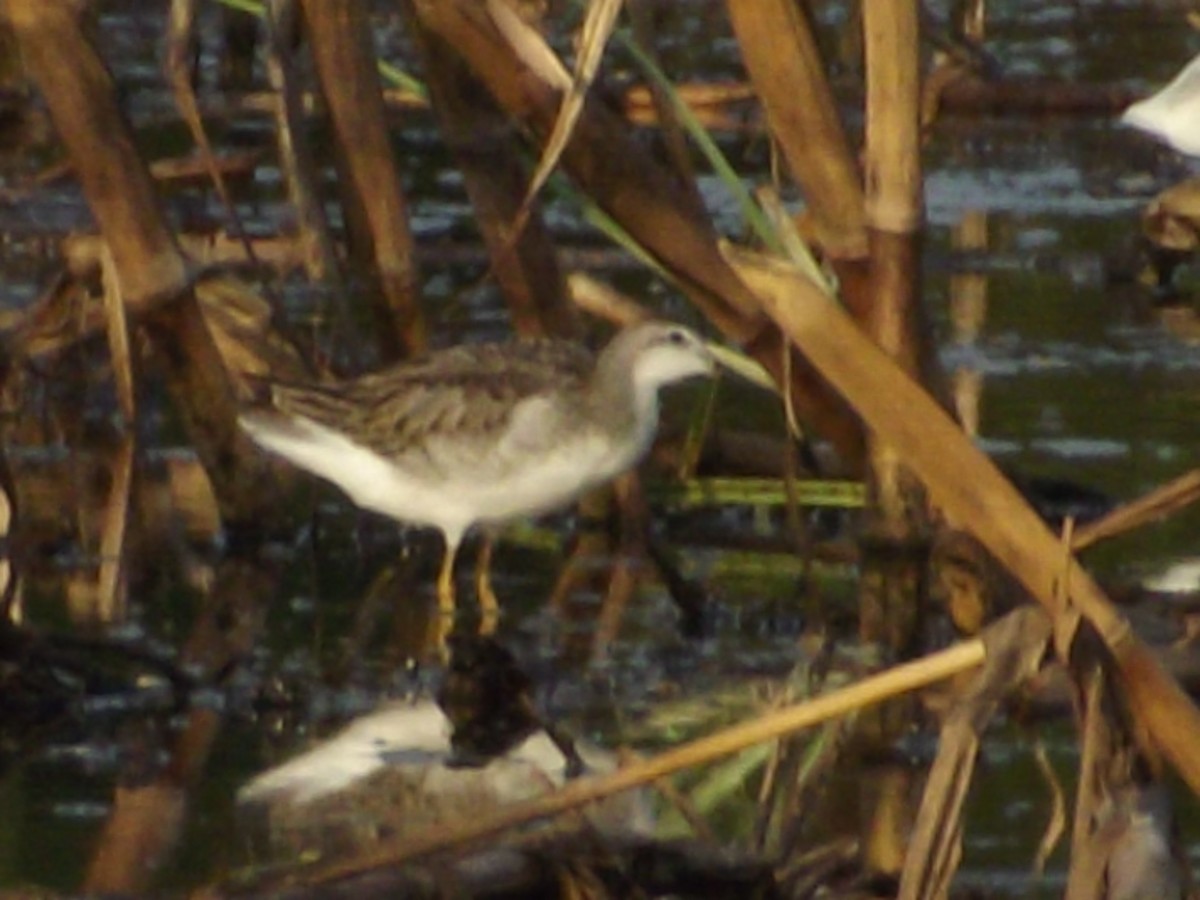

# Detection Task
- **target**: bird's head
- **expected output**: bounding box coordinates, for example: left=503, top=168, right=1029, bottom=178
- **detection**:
left=618, top=321, right=714, bottom=392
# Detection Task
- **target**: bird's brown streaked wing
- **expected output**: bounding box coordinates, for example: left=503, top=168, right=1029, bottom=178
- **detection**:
left=355, top=339, right=593, bottom=386
left=259, top=379, right=348, bottom=421
left=353, top=360, right=589, bottom=458
left=263, top=339, right=593, bottom=459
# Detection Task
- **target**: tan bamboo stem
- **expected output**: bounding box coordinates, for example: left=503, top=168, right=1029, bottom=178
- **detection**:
left=301, top=640, right=985, bottom=885
left=301, top=0, right=426, bottom=358
left=725, top=0, right=874, bottom=324
left=863, top=0, right=923, bottom=235
left=862, top=0, right=924, bottom=370
left=859, top=0, right=928, bottom=654
left=725, top=0, right=868, bottom=261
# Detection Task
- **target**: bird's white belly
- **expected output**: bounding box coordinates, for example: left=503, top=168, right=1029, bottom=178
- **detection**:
left=372, top=429, right=640, bottom=533
left=465, top=432, right=638, bottom=524
left=242, top=411, right=649, bottom=541
left=241, top=414, right=476, bottom=538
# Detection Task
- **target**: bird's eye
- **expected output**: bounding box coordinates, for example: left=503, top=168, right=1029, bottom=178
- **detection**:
left=666, top=329, right=688, bottom=345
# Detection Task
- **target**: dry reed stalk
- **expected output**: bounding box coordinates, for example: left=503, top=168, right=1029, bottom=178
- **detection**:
left=543, top=477, right=639, bottom=664
left=862, top=21, right=924, bottom=370
left=95, top=435, right=134, bottom=623
left=621, top=82, right=760, bottom=131
left=1072, top=469, right=1200, bottom=551
left=9, top=260, right=311, bottom=395
left=84, top=779, right=190, bottom=893
left=1065, top=666, right=1110, bottom=899
left=409, top=0, right=867, bottom=470
left=265, top=0, right=340, bottom=282
left=9, top=148, right=263, bottom=197
left=1031, top=737, right=1067, bottom=876
left=588, top=471, right=652, bottom=661
left=898, top=609, right=1052, bottom=900
left=566, top=271, right=653, bottom=327
left=623, top=80, right=757, bottom=111
left=725, top=244, right=1200, bottom=798
left=290, top=639, right=985, bottom=887
left=5, top=4, right=185, bottom=301
left=400, top=0, right=581, bottom=339
left=725, top=0, right=867, bottom=262
left=861, top=6, right=933, bottom=385
left=621, top=746, right=718, bottom=843
left=725, top=0, right=873, bottom=324
left=99, top=248, right=137, bottom=424
left=858, top=0, right=930, bottom=656
left=188, top=275, right=310, bottom=387
left=863, top=0, right=922, bottom=236
left=627, top=0, right=708, bottom=223
left=165, top=0, right=266, bottom=287
left=4, top=0, right=275, bottom=524
left=61, top=231, right=305, bottom=283
left=516, top=0, right=623, bottom=221
left=861, top=0, right=927, bottom=380
left=302, top=0, right=426, bottom=359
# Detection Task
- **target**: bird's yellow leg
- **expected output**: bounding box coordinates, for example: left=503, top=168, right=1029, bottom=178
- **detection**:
left=474, top=533, right=500, bottom=635
left=429, top=540, right=460, bottom=657
left=436, top=539, right=459, bottom=629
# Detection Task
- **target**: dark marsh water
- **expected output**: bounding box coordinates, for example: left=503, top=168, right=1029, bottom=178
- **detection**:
left=1, top=1, right=1200, bottom=894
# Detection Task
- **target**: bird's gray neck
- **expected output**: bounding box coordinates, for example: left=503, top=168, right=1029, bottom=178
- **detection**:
left=587, top=336, right=658, bottom=435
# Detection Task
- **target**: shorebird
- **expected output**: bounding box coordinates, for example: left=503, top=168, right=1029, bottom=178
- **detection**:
left=239, top=320, right=714, bottom=632
left=1122, top=53, right=1200, bottom=157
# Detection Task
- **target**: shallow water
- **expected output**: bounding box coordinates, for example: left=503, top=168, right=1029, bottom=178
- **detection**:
left=1, top=1, right=1200, bottom=895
